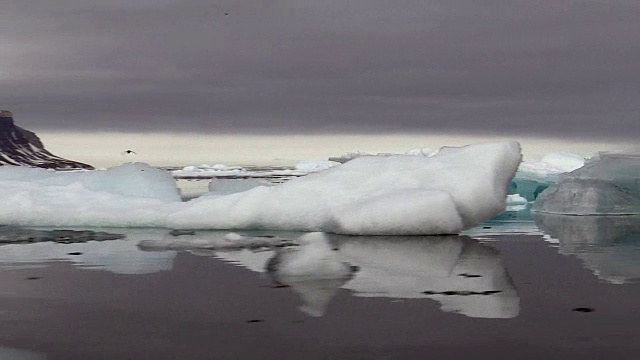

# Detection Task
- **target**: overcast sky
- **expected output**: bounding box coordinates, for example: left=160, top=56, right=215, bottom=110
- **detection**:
left=1, top=0, right=639, bottom=140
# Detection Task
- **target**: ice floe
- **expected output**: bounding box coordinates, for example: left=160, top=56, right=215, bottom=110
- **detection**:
left=0, top=141, right=521, bottom=235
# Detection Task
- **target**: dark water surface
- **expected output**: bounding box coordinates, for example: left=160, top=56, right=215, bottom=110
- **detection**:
left=0, top=219, right=638, bottom=359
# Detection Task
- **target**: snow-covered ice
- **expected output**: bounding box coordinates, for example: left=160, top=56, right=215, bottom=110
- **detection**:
left=168, top=141, right=522, bottom=235
left=0, top=141, right=521, bottom=235
left=533, top=151, right=640, bottom=215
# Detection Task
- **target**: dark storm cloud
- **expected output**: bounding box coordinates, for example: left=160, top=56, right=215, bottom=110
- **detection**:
left=1, top=0, right=639, bottom=139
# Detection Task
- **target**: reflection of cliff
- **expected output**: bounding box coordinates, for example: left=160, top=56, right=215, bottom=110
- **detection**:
left=0, top=110, right=93, bottom=169
left=214, top=232, right=519, bottom=319
left=534, top=213, right=640, bottom=284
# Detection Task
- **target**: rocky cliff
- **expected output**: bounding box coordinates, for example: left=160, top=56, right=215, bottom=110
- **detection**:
left=0, top=110, right=93, bottom=169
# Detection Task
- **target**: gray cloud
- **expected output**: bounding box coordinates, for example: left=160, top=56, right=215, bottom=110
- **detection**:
left=1, top=0, right=639, bottom=139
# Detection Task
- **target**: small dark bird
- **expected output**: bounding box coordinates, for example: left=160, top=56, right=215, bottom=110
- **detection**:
left=121, top=149, right=137, bottom=155
left=224, top=12, right=229, bottom=16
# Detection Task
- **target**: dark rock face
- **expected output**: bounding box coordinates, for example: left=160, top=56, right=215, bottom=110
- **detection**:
left=0, top=110, right=93, bottom=169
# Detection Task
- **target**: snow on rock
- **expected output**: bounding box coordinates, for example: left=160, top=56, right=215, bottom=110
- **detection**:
left=0, top=142, right=521, bottom=235
left=168, top=141, right=522, bottom=235
left=533, top=151, right=640, bottom=215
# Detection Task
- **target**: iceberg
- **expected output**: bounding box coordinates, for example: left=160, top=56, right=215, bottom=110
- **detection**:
left=168, top=141, right=522, bottom=235
left=533, top=152, right=640, bottom=215
left=0, top=163, right=180, bottom=228
left=0, top=141, right=521, bottom=235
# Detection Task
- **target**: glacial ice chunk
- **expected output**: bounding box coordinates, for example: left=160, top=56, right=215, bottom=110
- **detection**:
left=0, top=141, right=521, bottom=235
left=167, top=141, right=522, bottom=235
left=533, top=152, right=640, bottom=215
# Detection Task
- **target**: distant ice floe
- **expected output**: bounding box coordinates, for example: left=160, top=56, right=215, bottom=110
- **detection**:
left=171, top=160, right=338, bottom=179
left=140, top=231, right=519, bottom=319
left=0, top=141, right=522, bottom=235
left=533, top=151, right=640, bottom=215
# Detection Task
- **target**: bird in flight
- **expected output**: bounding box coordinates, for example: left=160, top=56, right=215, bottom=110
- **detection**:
left=121, top=149, right=137, bottom=155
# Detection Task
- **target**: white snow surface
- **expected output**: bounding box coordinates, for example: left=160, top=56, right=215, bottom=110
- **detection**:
left=0, top=142, right=521, bottom=235
left=168, top=141, right=522, bottom=234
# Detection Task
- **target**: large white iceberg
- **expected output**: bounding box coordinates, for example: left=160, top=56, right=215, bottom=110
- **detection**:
left=0, top=141, right=521, bottom=235
left=167, top=141, right=522, bottom=235
left=533, top=151, right=640, bottom=215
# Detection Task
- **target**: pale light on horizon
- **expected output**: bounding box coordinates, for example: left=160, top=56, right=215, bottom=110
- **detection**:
left=37, top=131, right=635, bottom=169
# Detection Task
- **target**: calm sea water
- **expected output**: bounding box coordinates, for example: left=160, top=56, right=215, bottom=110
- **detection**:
left=0, top=177, right=638, bottom=359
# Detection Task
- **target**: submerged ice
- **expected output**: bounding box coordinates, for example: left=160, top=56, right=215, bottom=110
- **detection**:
left=0, top=141, right=522, bottom=235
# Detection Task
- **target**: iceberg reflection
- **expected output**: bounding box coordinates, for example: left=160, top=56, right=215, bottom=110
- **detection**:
left=0, top=228, right=176, bottom=275
left=534, top=213, right=640, bottom=284
left=211, top=232, right=520, bottom=319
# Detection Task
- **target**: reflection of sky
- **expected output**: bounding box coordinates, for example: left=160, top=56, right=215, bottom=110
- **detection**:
left=0, top=229, right=176, bottom=275
left=534, top=213, right=640, bottom=284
